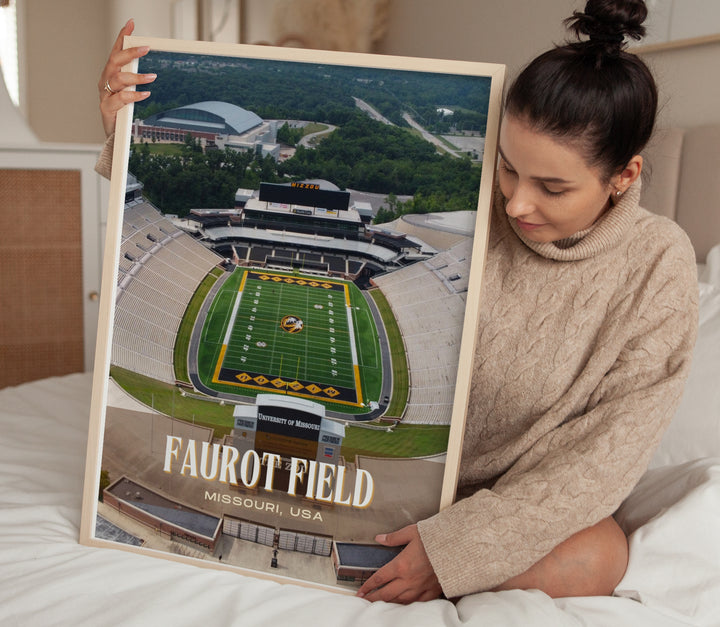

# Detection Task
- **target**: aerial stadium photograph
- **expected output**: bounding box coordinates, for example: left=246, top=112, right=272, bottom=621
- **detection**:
left=82, top=38, right=502, bottom=592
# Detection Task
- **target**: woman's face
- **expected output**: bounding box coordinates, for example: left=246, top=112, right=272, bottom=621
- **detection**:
left=497, top=114, right=617, bottom=243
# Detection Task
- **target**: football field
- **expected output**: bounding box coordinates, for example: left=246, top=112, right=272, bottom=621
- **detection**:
left=197, top=269, right=383, bottom=409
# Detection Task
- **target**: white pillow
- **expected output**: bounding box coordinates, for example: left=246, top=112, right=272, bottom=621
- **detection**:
left=614, top=458, right=720, bottom=626
left=649, top=244, right=720, bottom=468
left=698, top=241, right=720, bottom=287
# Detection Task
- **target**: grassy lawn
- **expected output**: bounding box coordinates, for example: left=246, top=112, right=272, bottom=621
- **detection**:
left=174, top=267, right=224, bottom=384
left=368, top=288, right=408, bottom=417
left=110, top=366, right=235, bottom=438
left=341, top=423, right=450, bottom=459
left=302, top=122, right=329, bottom=136
left=438, top=135, right=461, bottom=151
left=142, top=142, right=185, bottom=156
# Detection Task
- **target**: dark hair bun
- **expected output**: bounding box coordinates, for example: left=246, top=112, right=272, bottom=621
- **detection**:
left=505, top=0, right=657, bottom=180
left=565, top=0, right=648, bottom=52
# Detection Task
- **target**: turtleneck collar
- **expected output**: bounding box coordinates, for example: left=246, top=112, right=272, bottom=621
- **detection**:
left=503, top=179, right=642, bottom=261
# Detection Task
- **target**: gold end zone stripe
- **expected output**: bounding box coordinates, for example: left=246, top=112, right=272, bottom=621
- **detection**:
left=238, top=270, right=249, bottom=292
left=353, top=364, right=362, bottom=405
left=212, top=345, right=228, bottom=383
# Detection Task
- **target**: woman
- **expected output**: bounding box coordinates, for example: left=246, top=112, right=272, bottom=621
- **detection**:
left=97, top=0, right=698, bottom=604
left=356, top=0, right=697, bottom=603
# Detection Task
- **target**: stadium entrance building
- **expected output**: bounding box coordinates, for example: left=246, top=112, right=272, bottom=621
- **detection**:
left=332, top=542, right=403, bottom=585
left=104, top=476, right=222, bottom=552
left=231, top=394, right=345, bottom=493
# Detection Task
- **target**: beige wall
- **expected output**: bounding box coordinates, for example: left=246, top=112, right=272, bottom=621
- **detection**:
left=639, top=40, right=720, bottom=129
left=23, top=0, right=179, bottom=144
left=379, top=0, right=574, bottom=78
left=24, top=0, right=108, bottom=143
left=19, top=0, right=720, bottom=144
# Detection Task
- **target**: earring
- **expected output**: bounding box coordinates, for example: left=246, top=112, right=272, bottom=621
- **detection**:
left=615, top=190, right=622, bottom=197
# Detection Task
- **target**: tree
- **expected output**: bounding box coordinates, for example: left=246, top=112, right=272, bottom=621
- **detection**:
left=277, top=122, right=303, bottom=146
left=98, top=470, right=110, bottom=502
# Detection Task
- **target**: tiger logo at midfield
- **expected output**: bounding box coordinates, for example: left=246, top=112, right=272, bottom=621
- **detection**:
left=280, top=315, right=304, bottom=334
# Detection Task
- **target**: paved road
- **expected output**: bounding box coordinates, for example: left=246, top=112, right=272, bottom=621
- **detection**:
left=298, top=124, right=337, bottom=147
left=353, top=97, right=395, bottom=126
left=401, top=112, right=463, bottom=158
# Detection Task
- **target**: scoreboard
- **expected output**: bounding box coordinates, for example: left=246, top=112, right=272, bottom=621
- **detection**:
left=259, top=182, right=350, bottom=212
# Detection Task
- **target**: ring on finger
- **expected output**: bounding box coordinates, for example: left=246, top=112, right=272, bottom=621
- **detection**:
left=104, top=79, right=119, bottom=95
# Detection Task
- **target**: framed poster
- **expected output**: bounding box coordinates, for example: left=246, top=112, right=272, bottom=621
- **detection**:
left=80, top=35, right=504, bottom=594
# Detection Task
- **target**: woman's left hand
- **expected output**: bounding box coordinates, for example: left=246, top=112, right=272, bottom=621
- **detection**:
left=98, top=18, right=156, bottom=137
left=356, top=524, right=442, bottom=603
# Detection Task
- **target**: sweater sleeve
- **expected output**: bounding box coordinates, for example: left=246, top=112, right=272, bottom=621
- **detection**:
left=94, top=133, right=115, bottom=180
left=417, top=236, right=699, bottom=599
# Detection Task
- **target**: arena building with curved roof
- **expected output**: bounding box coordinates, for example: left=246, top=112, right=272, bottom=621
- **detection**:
left=143, top=101, right=263, bottom=135
left=133, top=100, right=281, bottom=159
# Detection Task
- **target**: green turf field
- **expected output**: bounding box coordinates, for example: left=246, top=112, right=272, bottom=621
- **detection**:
left=196, top=269, right=383, bottom=411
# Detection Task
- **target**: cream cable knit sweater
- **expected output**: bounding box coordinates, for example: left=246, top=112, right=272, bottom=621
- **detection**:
left=417, top=180, right=698, bottom=598
left=95, top=134, right=113, bottom=180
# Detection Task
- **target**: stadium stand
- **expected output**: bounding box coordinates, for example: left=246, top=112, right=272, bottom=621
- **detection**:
left=390, top=211, right=476, bottom=252
left=114, top=171, right=469, bottom=412
left=327, top=255, right=347, bottom=273
left=249, top=246, right=273, bottom=264
left=372, top=238, right=472, bottom=425
left=112, top=201, right=223, bottom=383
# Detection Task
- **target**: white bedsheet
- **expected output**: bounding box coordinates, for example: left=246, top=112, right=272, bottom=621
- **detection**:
left=1, top=373, right=718, bottom=626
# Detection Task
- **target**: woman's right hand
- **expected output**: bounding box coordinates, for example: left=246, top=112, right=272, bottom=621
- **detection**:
left=98, top=18, right=157, bottom=137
